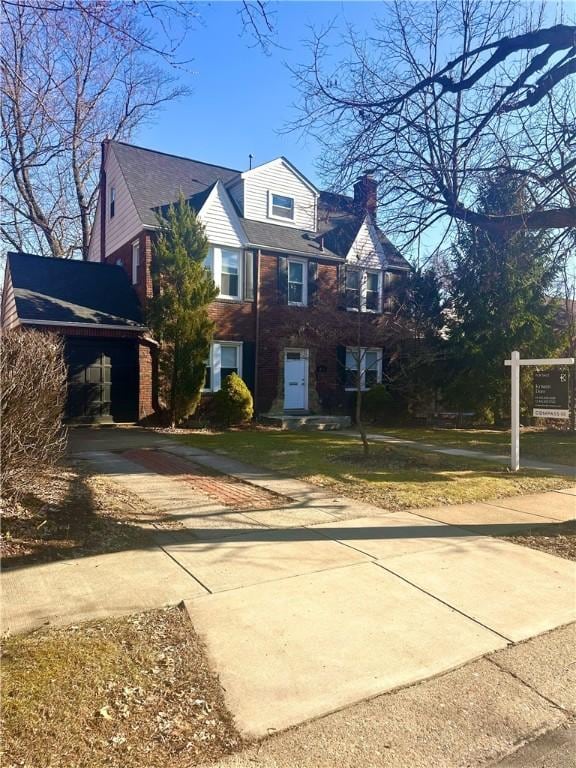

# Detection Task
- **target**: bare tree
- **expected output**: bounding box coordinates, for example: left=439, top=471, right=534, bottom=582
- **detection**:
left=1, top=0, right=276, bottom=259
left=293, top=2, right=575, bottom=256
left=1, top=1, right=191, bottom=259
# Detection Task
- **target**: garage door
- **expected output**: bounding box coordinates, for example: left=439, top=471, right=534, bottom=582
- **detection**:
left=65, top=338, right=138, bottom=423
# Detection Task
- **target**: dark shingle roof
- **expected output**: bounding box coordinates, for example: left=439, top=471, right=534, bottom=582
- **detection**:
left=111, top=141, right=410, bottom=269
left=111, top=142, right=240, bottom=227
left=7, top=252, right=144, bottom=327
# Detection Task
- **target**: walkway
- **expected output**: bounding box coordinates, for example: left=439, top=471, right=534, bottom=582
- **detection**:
left=339, top=430, right=576, bottom=477
left=2, top=427, right=574, bottom=741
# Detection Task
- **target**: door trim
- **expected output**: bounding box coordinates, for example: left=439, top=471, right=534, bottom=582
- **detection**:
left=283, top=348, right=309, bottom=411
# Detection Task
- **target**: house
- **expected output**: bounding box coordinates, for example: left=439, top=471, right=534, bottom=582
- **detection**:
left=2, top=140, right=411, bottom=423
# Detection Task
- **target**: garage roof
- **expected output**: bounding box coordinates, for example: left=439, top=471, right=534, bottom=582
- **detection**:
left=6, top=252, right=145, bottom=328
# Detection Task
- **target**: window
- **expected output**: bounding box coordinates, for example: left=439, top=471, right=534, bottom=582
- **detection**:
left=345, top=269, right=360, bottom=310
left=345, top=268, right=381, bottom=312
left=288, top=259, right=307, bottom=305
left=109, top=186, right=116, bottom=218
left=270, top=193, right=295, bottom=220
left=203, top=342, right=243, bottom=392
left=345, top=347, right=382, bottom=390
left=206, top=247, right=243, bottom=300
left=131, top=240, right=139, bottom=285
left=366, top=272, right=380, bottom=311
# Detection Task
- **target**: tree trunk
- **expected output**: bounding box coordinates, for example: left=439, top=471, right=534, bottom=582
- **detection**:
left=169, top=341, right=179, bottom=429
left=356, top=383, right=370, bottom=457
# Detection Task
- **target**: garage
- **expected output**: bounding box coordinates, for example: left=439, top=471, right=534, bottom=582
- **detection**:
left=2, top=252, right=151, bottom=424
left=65, top=338, right=139, bottom=423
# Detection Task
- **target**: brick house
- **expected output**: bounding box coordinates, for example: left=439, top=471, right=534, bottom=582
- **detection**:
left=2, top=140, right=411, bottom=423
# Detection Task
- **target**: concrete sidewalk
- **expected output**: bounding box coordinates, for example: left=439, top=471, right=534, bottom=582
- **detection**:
left=2, top=429, right=574, bottom=744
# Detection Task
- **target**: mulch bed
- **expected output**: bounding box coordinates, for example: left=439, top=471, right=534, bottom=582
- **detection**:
left=1, top=605, right=243, bottom=768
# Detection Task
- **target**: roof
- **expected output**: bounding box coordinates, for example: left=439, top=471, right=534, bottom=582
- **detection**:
left=6, top=252, right=145, bottom=328
left=110, top=140, right=410, bottom=269
left=110, top=141, right=240, bottom=228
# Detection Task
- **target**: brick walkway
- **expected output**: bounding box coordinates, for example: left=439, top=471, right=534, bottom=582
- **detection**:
left=122, top=449, right=289, bottom=511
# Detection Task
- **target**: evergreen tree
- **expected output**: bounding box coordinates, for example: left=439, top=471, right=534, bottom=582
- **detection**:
left=446, top=174, right=559, bottom=422
left=148, top=193, right=218, bottom=426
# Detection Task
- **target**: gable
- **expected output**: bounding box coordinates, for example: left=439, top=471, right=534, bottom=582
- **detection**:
left=197, top=181, right=247, bottom=248
left=241, top=158, right=318, bottom=231
left=346, top=217, right=385, bottom=268
left=87, top=195, right=102, bottom=262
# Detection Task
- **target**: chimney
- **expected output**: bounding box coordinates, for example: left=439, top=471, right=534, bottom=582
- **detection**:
left=354, top=170, right=378, bottom=218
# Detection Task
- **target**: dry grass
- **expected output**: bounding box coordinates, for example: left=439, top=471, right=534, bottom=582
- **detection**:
left=0, top=461, right=168, bottom=568
left=1, top=606, right=243, bottom=768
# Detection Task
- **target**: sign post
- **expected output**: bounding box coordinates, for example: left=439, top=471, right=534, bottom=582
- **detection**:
left=504, top=352, right=574, bottom=472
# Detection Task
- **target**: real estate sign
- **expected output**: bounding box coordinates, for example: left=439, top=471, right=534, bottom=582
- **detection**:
left=533, top=370, right=570, bottom=419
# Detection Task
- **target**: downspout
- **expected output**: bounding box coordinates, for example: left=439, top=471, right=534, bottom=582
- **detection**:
left=254, top=249, right=261, bottom=415
left=100, top=140, right=108, bottom=263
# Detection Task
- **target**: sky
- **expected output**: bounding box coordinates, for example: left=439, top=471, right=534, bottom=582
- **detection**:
left=136, top=1, right=383, bottom=188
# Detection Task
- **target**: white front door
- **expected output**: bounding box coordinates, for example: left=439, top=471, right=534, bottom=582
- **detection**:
left=284, top=350, right=308, bottom=410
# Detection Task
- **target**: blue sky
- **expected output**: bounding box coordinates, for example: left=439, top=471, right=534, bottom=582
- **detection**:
left=137, top=2, right=382, bottom=188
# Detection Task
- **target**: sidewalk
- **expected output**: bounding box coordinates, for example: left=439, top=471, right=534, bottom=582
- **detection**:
left=2, top=433, right=573, bottom=740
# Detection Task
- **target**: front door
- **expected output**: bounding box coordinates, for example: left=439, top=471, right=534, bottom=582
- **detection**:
left=284, top=349, right=308, bottom=410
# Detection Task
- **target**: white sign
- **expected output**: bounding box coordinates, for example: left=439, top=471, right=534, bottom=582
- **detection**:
left=533, top=408, right=569, bottom=419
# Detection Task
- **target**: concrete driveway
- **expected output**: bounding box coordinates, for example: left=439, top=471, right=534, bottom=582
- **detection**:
left=2, top=426, right=574, bottom=739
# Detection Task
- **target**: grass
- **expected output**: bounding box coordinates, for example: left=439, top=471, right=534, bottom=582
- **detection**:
left=174, top=429, right=572, bottom=511
left=358, top=426, right=575, bottom=467
left=1, top=607, right=242, bottom=768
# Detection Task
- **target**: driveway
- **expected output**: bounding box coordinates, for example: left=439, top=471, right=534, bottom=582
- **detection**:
left=2, top=426, right=575, bottom=739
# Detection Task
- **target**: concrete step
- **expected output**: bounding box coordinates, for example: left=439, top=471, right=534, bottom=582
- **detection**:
left=262, top=414, right=352, bottom=431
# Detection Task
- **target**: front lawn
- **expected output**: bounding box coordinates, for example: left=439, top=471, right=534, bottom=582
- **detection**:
left=1, top=607, right=242, bottom=768
left=175, top=429, right=571, bottom=511
left=359, top=427, right=575, bottom=467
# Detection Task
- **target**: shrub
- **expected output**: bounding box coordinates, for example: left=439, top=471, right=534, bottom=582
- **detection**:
left=212, top=373, right=253, bottom=426
left=1, top=330, right=67, bottom=498
left=362, top=384, right=394, bottom=421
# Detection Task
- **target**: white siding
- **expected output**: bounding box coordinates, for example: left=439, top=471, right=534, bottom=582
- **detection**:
left=87, top=196, right=101, bottom=261
left=105, top=146, right=142, bottom=257
left=197, top=181, right=247, bottom=248
left=242, top=158, right=317, bottom=231
left=346, top=217, right=385, bottom=268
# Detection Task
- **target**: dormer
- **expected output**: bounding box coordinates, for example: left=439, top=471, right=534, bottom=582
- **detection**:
left=228, top=157, right=319, bottom=232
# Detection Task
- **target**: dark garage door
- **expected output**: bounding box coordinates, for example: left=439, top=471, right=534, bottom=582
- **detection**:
left=65, top=338, right=138, bottom=423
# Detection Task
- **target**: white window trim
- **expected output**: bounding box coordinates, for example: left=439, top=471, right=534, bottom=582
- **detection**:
left=346, top=268, right=382, bottom=313
left=345, top=347, right=382, bottom=391
left=209, top=245, right=243, bottom=301
left=268, top=191, right=295, bottom=222
left=287, top=258, right=308, bottom=306
left=203, top=341, right=243, bottom=392
left=131, top=240, right=140, bottom=285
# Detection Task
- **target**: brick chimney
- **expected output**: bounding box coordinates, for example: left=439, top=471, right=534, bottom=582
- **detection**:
left=354, top=170, right=378, bottom=218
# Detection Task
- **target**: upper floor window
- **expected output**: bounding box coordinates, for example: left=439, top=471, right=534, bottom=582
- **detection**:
left=270, top=193, right=295, bottom=220
left=206, top=246, right=245, bottom=301
left=288, top=259, right=307, bottom=305
left=109, top=186, right=116, bottom=218
left=131, top=240, right=139, bottom=285
left=345, top=267, right=381, bottom=312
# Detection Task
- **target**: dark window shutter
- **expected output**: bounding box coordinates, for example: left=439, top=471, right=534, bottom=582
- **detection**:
left=278, top=256, right=288, bottom=304
left=337, top=263, right=347, bottom=309
left=308, top=260, right=318, bottom=305
left=336, top=345, right=347, bottom=388
left=242, top=342, right=256, bottom=396
left=244, top=250, right=255, bottom=301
